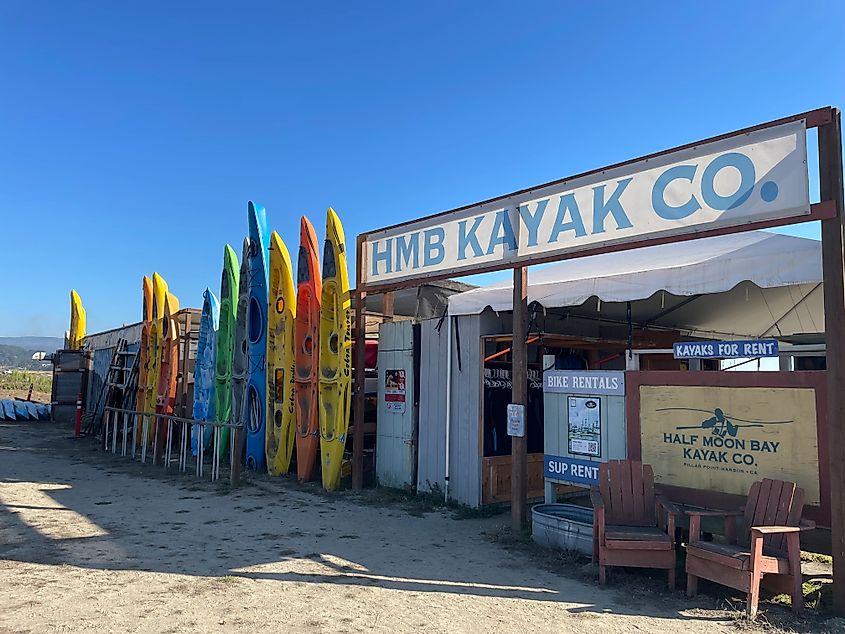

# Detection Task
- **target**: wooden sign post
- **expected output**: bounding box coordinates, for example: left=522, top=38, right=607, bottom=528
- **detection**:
left=511, top=267, right=528, bottom=529
left=820, top=108, right=845, bottom=611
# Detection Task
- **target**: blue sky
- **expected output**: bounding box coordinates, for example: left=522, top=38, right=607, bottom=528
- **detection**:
left=1, top=1, right=843, bottom=336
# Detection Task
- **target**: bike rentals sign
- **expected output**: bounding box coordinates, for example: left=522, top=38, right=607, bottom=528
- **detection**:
left=362, top=120, right=810, bottom=287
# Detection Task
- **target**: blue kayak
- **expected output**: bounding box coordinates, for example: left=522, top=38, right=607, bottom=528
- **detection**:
left=1, top=400, right=15, bottom=420
left=13, top=400, right=28, bottom=420
left=36, top=403, right=50, bottom=420
left=25, top=402, right=38, bottom=420
left=192, top=288, right=220, bottom=456
left=245, top=201, right=269, bottom=471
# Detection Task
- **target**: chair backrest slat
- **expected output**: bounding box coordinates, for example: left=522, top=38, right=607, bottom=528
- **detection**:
left=740, top=478, right=804, bottom=555
left=599, top=460, right=656, bottom=527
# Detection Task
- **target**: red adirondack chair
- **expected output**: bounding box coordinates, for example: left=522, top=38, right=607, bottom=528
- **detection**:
left=686, top=478, right=815, bottom=618
left=591, top=460, right=680, bottom=589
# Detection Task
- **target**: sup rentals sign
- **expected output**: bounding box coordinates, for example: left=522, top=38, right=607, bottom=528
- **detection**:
left=361, top=120, right=810, bottom=287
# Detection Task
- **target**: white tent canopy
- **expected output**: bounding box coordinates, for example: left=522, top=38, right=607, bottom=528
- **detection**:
left=447, top=231, right=824, bottom=339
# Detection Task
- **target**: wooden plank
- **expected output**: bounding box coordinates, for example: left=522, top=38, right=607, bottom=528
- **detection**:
left=770, top=481, right=796, bottom=553
left=352, top=288, right=367, bottom=489
left=619, top=460, right=635, bottom=524
left=383, top=292, right=394, bottom=320
left=602, top=548, right=674, bottom=568
left=762, top=480, right=784, bottom=528
left=687, top=554, right=751, bottom=593
left=605, top=539, right=671, bottom=551
left=510, top=266, right=528, bottom=529
left=819, top=107, right=845, bottom=615
left=642, top=463, right=656, bottom=526
left=608, top=461, right=624, bottom=525
left=630, top=460, right=645, bottom=525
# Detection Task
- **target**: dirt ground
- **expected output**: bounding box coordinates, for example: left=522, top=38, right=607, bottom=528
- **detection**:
left=0, top=422, right=841, bottom=634
left=0, top=389, right=51, bottom=403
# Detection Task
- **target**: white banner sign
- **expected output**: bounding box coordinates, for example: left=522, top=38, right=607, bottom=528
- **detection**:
left=362, top=121, right=809, bottom=286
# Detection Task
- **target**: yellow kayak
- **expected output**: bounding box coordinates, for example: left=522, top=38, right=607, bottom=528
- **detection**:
left=318, top=208, right=352, bottom=491
left=69, top=290, right=86, bottom=350
left=266, top=231, right=297, bottom=475
left=134, top=276, right=153, bottom=438
left=144, top=273, right=169, bottom=441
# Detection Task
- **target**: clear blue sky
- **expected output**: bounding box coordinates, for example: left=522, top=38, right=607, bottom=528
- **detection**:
left=1, top=1, right=843, bottom=336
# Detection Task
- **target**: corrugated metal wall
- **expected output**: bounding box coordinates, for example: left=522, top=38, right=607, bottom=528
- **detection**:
left=417, top=311, right=511, bottom=507
left=376, top=320, right=416, bottom=489
left=416, top=318, right=447, bottom=495
left=417, top=315, right=484, bottom=507
left=83, top=323, right=142, bottom=417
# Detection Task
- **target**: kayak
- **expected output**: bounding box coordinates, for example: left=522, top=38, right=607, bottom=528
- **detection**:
left=231, top=238, right=250, bottom=461
left=13, top=400, right=28, bottom=421
left=144, top=273, right=169, bottom=442
left=318, top=208, right=352, bottom=491
left=134, top=276, right=153, bottom=444
left=245, top=201, right=270, bottom=471
left=214, top=244, right=240, bottom=458
left=36, top=403, right=50, bottom=420
left=266, top=230, right=296, bottom=475
left=25, top=402, right=38, bottom=420
left=1, top=400, right=15, bottom=420
left=294, top=216, right=322, bottom=482
left=154, top=292, right=180, bottom=455
left=69, top=290, right=86, bottom=350
left=192, top=288, right=220, bottom=456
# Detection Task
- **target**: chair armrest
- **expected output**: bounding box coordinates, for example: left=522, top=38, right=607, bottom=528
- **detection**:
left=687, top=508, right=742, bottom=544
left=656, top=495, right=680, bottom=517
left=686, top=509, right=743, bottom=518
left=751, top=525, right=802, bottom=536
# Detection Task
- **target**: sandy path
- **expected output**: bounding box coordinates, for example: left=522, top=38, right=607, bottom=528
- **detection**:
left=0, top=422, right=748, bottom=633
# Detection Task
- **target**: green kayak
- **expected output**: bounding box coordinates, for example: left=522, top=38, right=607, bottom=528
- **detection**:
left=214, top=244, right=240, bottom=458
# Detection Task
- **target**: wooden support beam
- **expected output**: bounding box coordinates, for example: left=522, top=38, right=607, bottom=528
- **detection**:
left=511, top=266, right=528, bottom=530
left=352, top=287, right=368, bottom=490
left=820, top=107, right=845, bottom=614
left=383, top=291, right=394, bottom=320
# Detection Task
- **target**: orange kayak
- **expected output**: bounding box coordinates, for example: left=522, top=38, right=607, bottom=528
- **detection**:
left=154, top=292, right=180, bottom=459
left=294, top=216, right=321, bottom=481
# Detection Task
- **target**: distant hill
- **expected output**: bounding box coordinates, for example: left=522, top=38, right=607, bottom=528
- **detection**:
left=0, top=344, right=53, bottom=370
left=0, top=336, right=64, bottom=353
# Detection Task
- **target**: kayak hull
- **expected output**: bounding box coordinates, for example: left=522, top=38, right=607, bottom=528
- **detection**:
left=214, top=244, right=240, bottom=458
left=245, top=201, right=270, bottom=472
left=134, top=276, right=153, bottom=447
left=69, top=290, right=86, bottom=350
left=231, top=239, right=251, bottom=462
left=295, top=216, right=322, bottom=482
left=266, top=231, right=297, bottom=475
left=144, top=273, right=169, bottom=444
left=154, top=293, right=180, bottom=455
left=319, top=208, right=352, bottom=491
left=192, top=289, right=220, bottom=456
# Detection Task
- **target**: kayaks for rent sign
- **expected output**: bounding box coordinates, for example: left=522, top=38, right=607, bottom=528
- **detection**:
left=362, top=121, right=809, bottom=286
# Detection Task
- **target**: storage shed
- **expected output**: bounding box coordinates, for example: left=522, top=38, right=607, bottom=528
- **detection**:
left=416, top=231, right=825, bottom=507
